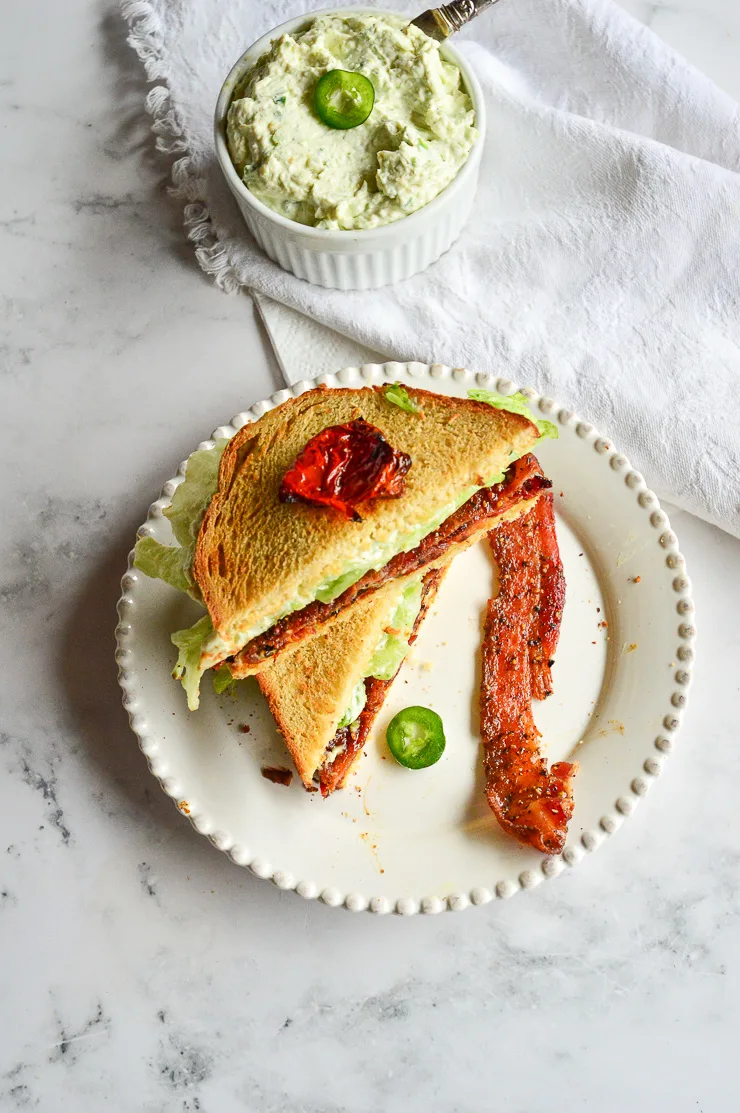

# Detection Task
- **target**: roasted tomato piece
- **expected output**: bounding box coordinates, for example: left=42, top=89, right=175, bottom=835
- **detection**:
left=279, top=419, right=411, bottom=521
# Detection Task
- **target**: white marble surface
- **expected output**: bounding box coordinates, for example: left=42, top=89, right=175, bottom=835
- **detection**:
left=1, top=1, right=740, bottom=1110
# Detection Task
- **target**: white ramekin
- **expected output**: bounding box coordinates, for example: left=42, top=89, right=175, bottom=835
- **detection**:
left=213, top=7, right=486, bottom=290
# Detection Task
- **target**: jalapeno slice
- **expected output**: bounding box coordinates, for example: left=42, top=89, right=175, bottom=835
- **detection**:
left=386, top=706, right=446, bottom=770
left=314, top=70, right=375, bottom=130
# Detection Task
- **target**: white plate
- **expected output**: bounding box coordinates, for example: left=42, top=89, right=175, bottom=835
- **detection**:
left=116, top=363, right=695, bottom=914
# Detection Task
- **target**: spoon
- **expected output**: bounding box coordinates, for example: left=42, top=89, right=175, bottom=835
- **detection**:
left=411, top=0, right=500, bottom=40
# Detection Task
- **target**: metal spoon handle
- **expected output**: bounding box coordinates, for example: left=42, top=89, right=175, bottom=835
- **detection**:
left=411, top=0, right=500, bottom=41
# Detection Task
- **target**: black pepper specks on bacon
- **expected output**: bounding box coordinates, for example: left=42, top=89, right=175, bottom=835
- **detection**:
left=481, top=493, right=574, bottom=855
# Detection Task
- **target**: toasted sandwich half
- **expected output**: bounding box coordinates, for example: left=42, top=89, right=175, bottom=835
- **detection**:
left=134, top=384, right=555, bottom=709
left=259, top=566, right=446, bottom=794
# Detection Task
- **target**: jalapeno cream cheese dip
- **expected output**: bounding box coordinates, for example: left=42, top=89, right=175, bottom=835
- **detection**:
left=226, top=13, right=477, bottom=231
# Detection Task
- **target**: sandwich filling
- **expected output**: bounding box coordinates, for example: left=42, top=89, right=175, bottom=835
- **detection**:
left=336, top=575, right=423, bottom=731
left=315, top=567, right=445, bottom=796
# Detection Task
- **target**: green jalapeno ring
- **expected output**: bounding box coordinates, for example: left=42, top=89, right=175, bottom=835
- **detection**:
left=314, top=69, right=375, bottom=130
left=386, top=706, right=446, bottom=770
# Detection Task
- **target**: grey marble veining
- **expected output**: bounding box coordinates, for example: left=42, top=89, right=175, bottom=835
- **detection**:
left=1, top=1, right=740, bottom=1110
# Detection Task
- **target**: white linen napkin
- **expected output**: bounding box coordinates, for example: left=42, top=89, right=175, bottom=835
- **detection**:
left=123, top=0, right=740, bottom=536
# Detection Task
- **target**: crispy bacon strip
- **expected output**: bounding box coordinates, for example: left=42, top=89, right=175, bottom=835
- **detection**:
left=529, top=492, right=566, bottom=700
left=229, top=454, right=550, bottom=676
left=315, top=676, right=387, bottom=798
left=481, top=507, right=576, bottom=854
left=315, top=566, right=446, bottom=796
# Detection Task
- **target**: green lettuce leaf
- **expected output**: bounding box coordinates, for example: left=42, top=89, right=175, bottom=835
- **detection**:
left=368, top=632, right=410, bottom=683
left=468, top=389, right=558, bottom=441
left=133, top=536, right=193, bottom=596
left=392, top=576, right=424, bottom=633
left=164, top=438, right=229, bottom=569
left=314, top=566, right=368, bottom=605
left=384, top=382, right=420, bottom=413
left=135, top=441, right=232, bottom=709
left=134, top=440, right=228, bottom=598
left=368, top=577, right=423, bottom=682
left=337, top=679, right=366, bottom=730
left=171, top=615, right=214, bottom=711
left=336, top=577, right=426, bottom=729
left=212, top=666, right=238, bottom=697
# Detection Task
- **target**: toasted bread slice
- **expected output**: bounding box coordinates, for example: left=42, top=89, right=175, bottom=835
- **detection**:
left=258, top=578, right=412, bottom=789
left=193, top=385, right=539, bottom=669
